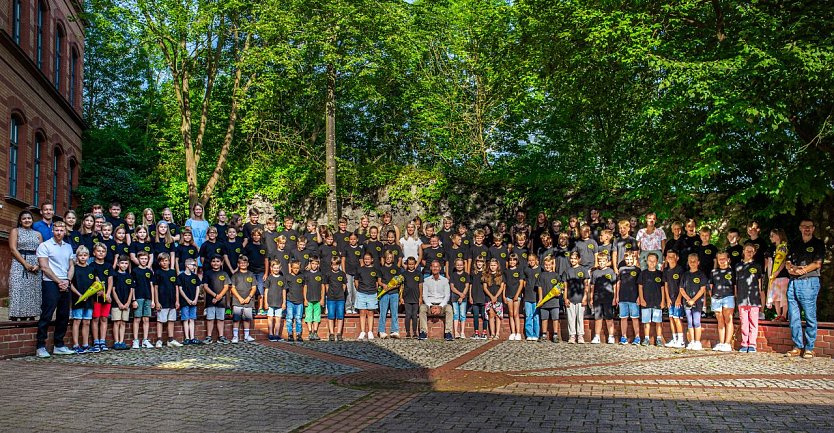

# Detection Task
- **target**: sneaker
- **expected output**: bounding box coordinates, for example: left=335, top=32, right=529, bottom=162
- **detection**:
left=100, top=343, right=110, bottom=352
left=390, top=332, right=400, bottom=339
left=244, top=335, right=256, bottom=343
left=739, top=346, right=749, bottom=353
left=712, top=343, right=722, bottom=351
left=296, top=336, right=303, bottom=342
left=567, top=336, right=576, bottom=344
left=444, top=332, right=454, bottom=341
left=655, top=336, right=664, bottom=347
left=192, top=339, right=203, bottom=345
left=53, top=346, right=75, bottom=355
left=201, top=337, right=212, bottom=345
left=132, top=340, right=140, bottom=349
left=471, top=334, right=481, bottom=340
left=693, top=341, right=703, bottom=351
left=379, top=332, right=388, bottom=339
left=632, top=337, right=641, bottom=346
left=336, top=334, right=344, bottom=341
left=168, top=339, right=183, bottom=347
left=664, top=338, right=678, bottom=348
left=607, top=336, right=615, bottom=344
left=721, top=344, right=733, bottom=352
left=218, top=336, right=229, bottom=344
left=552, top=334, right=560, bottom=344
left=153, top=339, right=162, bottom=348
left=358, top=332, right=367, bottom=341
left=675, top=339, right=686, bottom=349
left=367, top=332, right=375, bottom=340
left=802, top=350, right=815, bottom=359
left=36, top=347, right=51, bottom=358
left=640, top=338, right=650, bottom=347
left=328, top=334, right=336, bottom=342
left=591, top=335, right=601, bottom=344
left=577, top=336, right=585, bottom=344
left=685, top=341, right=693, bottom=350
left=418, top=331, right=427, bottom=340
left=90, top=345, right=101, bottom=353
left=80, top=345, right=91, bottom=354
left=747, top=346, right=757, bottom=353
left=72, top=345, right=83, bottom=354
left=182, top=339, right=192, bottom=346
left=620, top=336, right=628, bottom=345
left=231, top=336, right=239, bottom=344
left=287, top=335, right=295, bottom=342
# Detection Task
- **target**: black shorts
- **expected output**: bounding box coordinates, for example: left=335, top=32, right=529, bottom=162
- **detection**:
left=540, top=307, right=560, bottom=321
left=592, top=298, right=615, bottom=320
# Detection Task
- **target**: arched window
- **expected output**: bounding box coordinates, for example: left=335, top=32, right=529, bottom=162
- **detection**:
left=69, top=49, right=78, bottom=106
left=52, top=147, right=62, bottom=210
left=11, top=0, right=21, bottom=44
left=33, top=134, right=42, bottom=206
left=54, top=26, right=64, bottom=91
left=36, top=1, right=45, bottom=69
left=9, top=116, right=21, bottom=198
left=67, top=159, right=75, bottom=208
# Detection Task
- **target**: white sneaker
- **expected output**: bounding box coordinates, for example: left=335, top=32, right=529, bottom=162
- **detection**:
left=132, top=340, right=140, bottom=349
left=526, top=336, right=537, bottom=341
left=607, top=336, right=615, bottom=344
left=155, top=340, right=163, bottom=348
left=142, top=339, right=154, bottom=348
left=53, top=346, right=75, bottom=355
left=36, top=347, right=51, bottom=358
left=379, top=332, right=387, bottom=339
left=712, top=343, right=722, bottom=351
left=675, top=339, right=686, bottom=348
left=693, top=341, right=703, bottom=351
left=685, top=342, right=693, bottom=350
left=231, top=336, right=240, bottom=344
left=358, top=332, right=367, bottom=340
left=591, top=335, right=601, bottom=344
left=367, top=332, right=375, bottom=340
left=390, top=332, right=400, bottom=339
left=168, top=339, right=182, bottom=347
left=244, top=335, right=256, bottom=343
left=720, top=344, right=733, bottom=352
left=664, top=338, right=677, bottom=348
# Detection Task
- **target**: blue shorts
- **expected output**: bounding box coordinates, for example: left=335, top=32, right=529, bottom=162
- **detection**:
left=267, top=307, right=283, bottom=317
left=452, top=300, right=468, bottom=321
left=70, top=308, right=93, bottom=320
left=134, top=298, right=153, bottom=318
left=711, top=296, right=735, bottom=311
left=180, top=305, right=197, bottom=320
left=618, top=302, right=639, bottom=318
left=668, top=305, right=685, bottom=319
left=641, top=307, right=663, bottom=323
left=327, top=299, right=345, bottom=320
left=355, top=292, right=378, bottom=310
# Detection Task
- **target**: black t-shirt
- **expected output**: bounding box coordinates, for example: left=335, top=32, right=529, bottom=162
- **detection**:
left=263, top=231, right=279, bottom=259
left=72, top=265, right=97, bottom=309
left=342, top=244, right=364, bottom=275
left=319, top=244, right=341, bottom=263
left=224, top=238, right=244, bottom=270
left=146, top=224, right=158, bottom=240
left=292, top=247, right=315, bottom=270
left=564, top=266, right=589, bottom=304
left=503, top=267, right=523, bottom=300
left=79, top=232, right=95, bottom=253
left=132, top=267, right=153, bottom=300
left=523, top=266, right=542, bottom=303
left=488, top=244, right=510, bottom=269
left=111, top=271, right=133, bottom=306
left=335, top=230, right=352, bottom=251
left=105, top=215, right=127, bottom=232
left=285, top=272, right=305, bottom=304
left=573, top=239, right=598, bottom=268
left=735, top=261, right=763, bottom=306
left=449, top=270, right=469, bottom=302
left=91, top=261, right=112, bottom=303
left=177, top=272, right=201, bottom=304
left=682, top=270, right=708, bottom=309
left=445, top=245, right=469, bottom=266
left=744, top=237, right=769, bottom=266
left=469, top=272, right=485, bottom=304
left=202, top=269, right=230, bottom=306
left=304, top=232, right=319, bottom=249
left=325, top=270, right=347, bottom=301
left=787, top=237, right=825, bottom=279
left=664, top=236, right=687, bottom=257
left=682, top=234, right=701, bottom=260
left=265, top=274, right=286, bottom=306
left=244, top=242, right=267, bottom=273
left=153, top=268, right=177, bottom=309
left=663, top=265, right=684, bottom=304
left=275, top=248, right=292, bottom=275
left=535, top=270, right=562, bottom=308
left=231, top=271, right=256, bottom=306
left=163, top=221, right=180, bottom=238
left=152, top=240, right=175, bottom=269
left=697, top=243, right=717, bottom=274
left=550, top=246, right=571, bottom=275
left=512, top=245, right=530, bottom=269
left=378, top=263, right=401, bottom=285
left=424, top=246, right=446, bottom=269
left=591, top=268, right=616, bottom=299
left=365, top=240, right=384, bottom=262
left=356, top=266, right=380, bottom=294
left=130, top=241, right=154, bottom=259
left=114, top=241, right=130, bottom=262
left=438, top=229, right=454, bottom=248
left=304, top=270, right=324, bottom=302
left=176, top=244, right=199, bottom=270
left=639, top=270, right=663, bottom=308
left=199, top=240, right=226, bottom=268
left=98, top=237, right=117, bottom=264
left=469, top=244, right=489, bottom=263
left=278, top=228, right=300, bottom=251
left=242, top=222, right=264, bottom=242
left=483, top=277, right=502, bottom=301
left=614, top=236, right=639, bottom=263
left=401, top=269, right=423, bottom=304
left=382, top=243, right=403, bottom=263
left=726, top=244, right=744, bottom=267
left=617, top=266, right=640, bottom=303
left=710, top=267, right=735, bottom=299
left=597, top=243, right=614, bottom=262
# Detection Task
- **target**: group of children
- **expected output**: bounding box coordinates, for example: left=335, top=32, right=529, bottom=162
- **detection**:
left=60, top=203, right=777, bottom=353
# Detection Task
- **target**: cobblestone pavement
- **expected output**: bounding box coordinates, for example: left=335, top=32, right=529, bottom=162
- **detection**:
left=4, top=337, right=833, bottom=432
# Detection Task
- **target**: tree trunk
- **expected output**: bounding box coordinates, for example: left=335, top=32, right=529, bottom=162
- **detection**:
left=325, top=63, right=338, bottom=225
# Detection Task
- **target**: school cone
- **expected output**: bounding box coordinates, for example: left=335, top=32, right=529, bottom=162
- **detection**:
left=536, top=282, right=564, bottom=308
left=769, top=242, right=787, bottom=285
left=76, top=280, right=106, bottom=304
left=377, top=275, right=405, bottom=299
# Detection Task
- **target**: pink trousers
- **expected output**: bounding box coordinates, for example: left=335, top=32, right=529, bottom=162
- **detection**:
left=739, top=306, right=760, bottom=348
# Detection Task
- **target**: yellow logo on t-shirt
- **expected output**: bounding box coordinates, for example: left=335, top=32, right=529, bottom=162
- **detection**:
left=145, top=272, right=151, bottom=279
left=278, top=280, right=284, bottom=286
left=513, top=272, right=519, bottom=278
left=189, top=249, right=195, bottom=255
left=246, top=276, right=253, bottom=283
left=354, top=250, right=361, bottom=256
left=110, top=245, right=116, bottom=251
left=73, top=236, right=80, bottom=243
left=588, top=244, right=595, bottom=249
left=705, top=249, right=712, bottom=255
left=144, top=246, right=151, bottom=252
left=630, top=271, right=637, bottom=277
left=259, top=249, right=266, bottom=255
left=732, top=251, right=739, bottom=256
left=693, top=278, right=701, bottom=284
left=625, top=243, right=632, bottom=249
left=103, top=269, right=110, bottom=276
left=550, top=278, right=557, bottom=284
left=337, top=276, right=343, bottom=282
left=806, top=247, right=814, bottom=253
left=219, top=275, right=226, bottom=281
left=749, top=268, right=758, bottom=274
left=500, top=253, right=507, bottom=258
left=215, top=248, right=222, bottom=254
left=88, top=273, right=94, bottom=279
left=376, top=246, right=382, bottom=252
left=169, top=276, right=176, bottom=282
left=235, top=248, right=241, bottom=254
left=673, top=274, right=680, bottom=280
left=390, top=269, right=396, bottom=275
left=414, top=276, right=420, bottom=281
left=725, top=273, right=732, bottom=280
left=315, top=275, right=322, bottom=281
left=296, top=278, right=303, bottom=284
left=303, top=254, right=309, bottom=260
left=655, top=277, right=662, bottom=283
left=577, top=272, right=584, bottom=278
left=290, top=236, right=297, bottom=241
left=126, top=278, right=132, bottom=285
left=436, top=253, right=442, bottom=258
left=370, top=272, right=377, bottom=277
left=191, top=278, right=197, bottom=284
left=460, top=277, right=466, bottom=282
left=605, top=274, right=612, bottom=280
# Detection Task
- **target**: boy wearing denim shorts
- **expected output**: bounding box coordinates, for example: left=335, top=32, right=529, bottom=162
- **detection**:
left=615, top=252, right=641, bottom=345
left=131, top=251, right=154, bottom=349
left=663, top=250, right=686, bottom=348
left=325, top=257, right=348, bottom=341
left=264, top=259, right=286, bottom=341
left=177, top=258, right=202, bottom=345
left=285, top=260, right=305, bottom=341
left=303, top=257, right=325, bottom=341
left=202, top=255, right=230, bottom=344
left=638, top=252, right=665, bottom=346
left=70, top=245, right=95, bottom=353
left=710, top=252, right=735, bottom=352
left=230, top=256, right=257, bottom=343
left=110, top=256, right=135, bottom=350
left=152, top=253, right=181, bottom=348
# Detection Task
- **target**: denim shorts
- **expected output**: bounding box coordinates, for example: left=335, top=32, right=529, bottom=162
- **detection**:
left=452, top=300, right=468, bottom=321
left=640, top=307, right=663, bottom=323
left=205, top=306, right=226, bottom=321
left=355, top=292, right=378, bottom=310
left=668, top=305, right=685, bottom=319
left=326, top=300, right=345, bottom=320
left=180, top=305, right=197, bottom=321
left=70, top=308, right=93, bottom=320
left=134, top=298, right=152, bottom=318
left=618, top=301, right=639, bottom=318
left=233, top=306, right=253, bottom=321
left=711, top=296, right=735, bottom=311
left=267, top=307, right=283, bottom=318
left=157, top=308, right=177, bottom=323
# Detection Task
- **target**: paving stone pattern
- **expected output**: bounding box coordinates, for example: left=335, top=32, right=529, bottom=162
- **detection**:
left=295, top=338, right=486, bottom=369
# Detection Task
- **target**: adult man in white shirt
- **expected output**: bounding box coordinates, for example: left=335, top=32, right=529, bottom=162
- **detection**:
left=35, top=221, right=75, bottom=357
left=418, top=260, right=454, bottom=341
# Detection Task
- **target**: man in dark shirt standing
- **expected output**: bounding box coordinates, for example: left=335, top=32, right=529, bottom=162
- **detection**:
left=784, top=219, right=825, bottom=359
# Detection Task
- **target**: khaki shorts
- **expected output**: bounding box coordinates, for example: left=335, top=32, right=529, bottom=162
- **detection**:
left=110, top=307, right=130, bottom=322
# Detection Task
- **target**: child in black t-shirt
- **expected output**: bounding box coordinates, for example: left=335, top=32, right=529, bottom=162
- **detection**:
left=264, top=259, right=286, bottom=341
left=504, top=254, right=524, bottom=341
left=176, top=258, right=201, bottom=345
left=681, top=253, right=707, bottom=350
left=663, top=249, right=686, bottom=348
left=736, top=244, right=764, bottom=352
left=523, top=254, right=542, bottom=341
left=725, top=228, right=743, bottom=267
left=590, top=253, right=617, bottom=344
left=615, top=252, right=641, bottom=345
left=401, top=257, right=423, bottom=338
left=70, top=246, right=94, bottom=353
left=697, top=227, right=717, bottom=275
left=710, top=252, right=735, bottom=352
left=468, top=257, right=488, bottom=339
left=324, top=256, right=348, bottom=341
left=562, top=252, right=589, bottom=344
left=152, top=253, right=180, bottom=348
left=638, top=253, right=665, bottom=346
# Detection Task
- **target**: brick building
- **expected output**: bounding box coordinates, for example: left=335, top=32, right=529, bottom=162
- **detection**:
left=0, top=0, right=84, bottom=297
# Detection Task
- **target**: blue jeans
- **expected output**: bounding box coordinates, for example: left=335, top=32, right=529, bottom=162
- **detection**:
left=285, top=301, right=303, bottom=335
left=37, top=281, right=71, bottom=349
left=252, top=272, right=264, bottom=296
left=452, top=299, right=468, bottom=322
left=378, top=292, right=400, bottom=334
left=787, top=277, right=820, bottom=350
left=524, top=301, right=540, bottom=338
